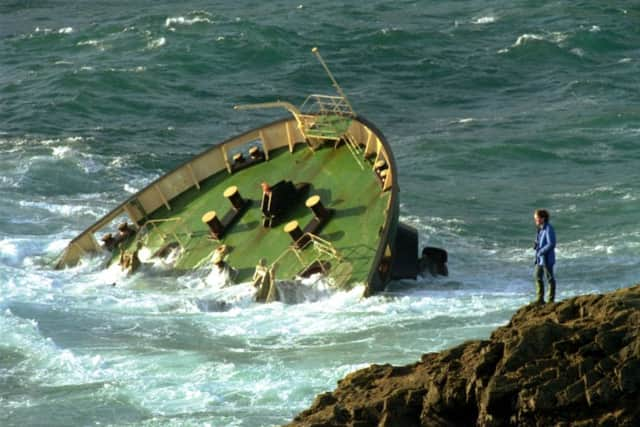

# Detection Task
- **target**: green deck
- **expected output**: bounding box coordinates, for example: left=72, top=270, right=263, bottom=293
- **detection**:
left=138, top=142, right=389, bottom=286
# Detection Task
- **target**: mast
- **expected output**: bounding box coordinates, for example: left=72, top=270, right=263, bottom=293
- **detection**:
left=311, top=47, right=353, bottom=113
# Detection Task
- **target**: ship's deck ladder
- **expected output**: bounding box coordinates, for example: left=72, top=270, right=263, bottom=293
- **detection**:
left=343, top=133, right=365, bottom=170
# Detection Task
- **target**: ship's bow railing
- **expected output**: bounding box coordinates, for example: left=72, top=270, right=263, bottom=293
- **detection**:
left=233, top=96, right=353, bottom=143
left=234, top=47, right=363, bottom=166
left=300, top=94, right=353, bottom=117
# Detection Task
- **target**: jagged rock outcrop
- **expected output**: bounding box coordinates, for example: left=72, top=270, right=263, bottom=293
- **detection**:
left=287, top=285, right=640, bottom=427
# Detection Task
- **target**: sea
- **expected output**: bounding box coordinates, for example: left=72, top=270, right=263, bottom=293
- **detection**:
left=1, top=1, right=639, bottom=426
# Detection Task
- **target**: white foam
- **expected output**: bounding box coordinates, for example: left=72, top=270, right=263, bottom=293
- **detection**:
left=109, top=156, right=128, bottom=168
left=107, top=66, right=147, bottom=73
left=0, top=239, right=19, bottom=260
left=401, top=214, right=466, bottom=239
left=379, top=27, right=401, bottom=36
left=164, top=16, right=213, bottom=27
left=203, top=265, right=235, bottom=289
left=33, top=27, right=73, bottom=35
left=472, top=16, right=496, bottom=25
left=33, top=26, right=73, bottom=36
left=52, top=146, right=72, bottom=158
left=549, top=31, right=568, bottom=44
left=77, top=39, right=100, bottom=46
left=514, top=33, right=544, bottom=47
left=274, top=275, right=341, bottom=304
left=0, top=175, right=19, bottom=188
left=557, top=237, right=634, bottom=260
left=19, top=199, right=105, bottom=218
left=552, top=185, right=614, bottom=200
left=147, top=37, right=166, bottom=49
left=79, top=39, right=106, bottom=52
left=499, top=33, right=546, bottom=53
left=8, top=137, right=104, bottom=177
left=46, top=239, right=71, bottom=255
left=502, top=31, right=572, bottom=54
left=123, top=175, right=157, bottom=194
left=0, top=308, right=105, bottom=387
left=571, top=47, right=585, bottom=57
left=124, top=183, right=139, bottom=194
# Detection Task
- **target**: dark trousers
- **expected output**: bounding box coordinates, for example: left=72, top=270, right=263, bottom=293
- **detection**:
left=534, top=264, right=556, bottom=303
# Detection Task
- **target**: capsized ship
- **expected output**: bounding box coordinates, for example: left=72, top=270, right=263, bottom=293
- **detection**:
left=55, top=48, right=447, bottom=300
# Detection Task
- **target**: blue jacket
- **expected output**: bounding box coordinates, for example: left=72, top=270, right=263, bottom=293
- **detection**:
left=535, top=222, right=556, bottom=266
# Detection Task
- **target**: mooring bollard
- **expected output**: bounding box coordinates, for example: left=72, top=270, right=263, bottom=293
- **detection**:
left=202, top=210, right=224, bottom=238
left=305, top=195, right=329, bottom=220
left=224, top=185, right=245, bottom=211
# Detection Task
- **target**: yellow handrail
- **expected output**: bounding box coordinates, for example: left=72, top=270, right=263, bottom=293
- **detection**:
left=136, top=217, right=190, bottom=249
left=269, top=232, right=343, bottom=279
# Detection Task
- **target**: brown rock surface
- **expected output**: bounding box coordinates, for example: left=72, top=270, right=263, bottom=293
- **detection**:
left=286, top=285, right=640, bottom=427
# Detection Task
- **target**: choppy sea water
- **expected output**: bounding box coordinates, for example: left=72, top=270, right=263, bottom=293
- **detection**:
left=2, top=1, right=639, bottom=425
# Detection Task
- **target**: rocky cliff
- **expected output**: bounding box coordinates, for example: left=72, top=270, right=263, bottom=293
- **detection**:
left=287, top=285, right=640, bottom=427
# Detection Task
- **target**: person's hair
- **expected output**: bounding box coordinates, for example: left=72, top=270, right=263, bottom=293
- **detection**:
left=535, top=209, right=550, bottom=222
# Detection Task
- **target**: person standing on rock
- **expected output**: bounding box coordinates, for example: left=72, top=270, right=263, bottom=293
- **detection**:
left=533, top=209, right=556, bottom=304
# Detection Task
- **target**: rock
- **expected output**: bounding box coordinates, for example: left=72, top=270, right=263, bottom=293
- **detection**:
left=285, top=285, right=640, bottom=427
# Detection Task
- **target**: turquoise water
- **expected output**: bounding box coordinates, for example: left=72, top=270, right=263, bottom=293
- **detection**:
left=2, top=1, right=640, bottom=426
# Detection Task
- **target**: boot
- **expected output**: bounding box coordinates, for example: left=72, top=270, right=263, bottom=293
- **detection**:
left=535, top=280, right=545, bottom=305
left=548, top=281, right=556, bottom=303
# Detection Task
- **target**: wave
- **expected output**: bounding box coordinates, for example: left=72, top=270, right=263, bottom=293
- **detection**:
left=146, top=37, right=166, bottom=50
left=18, top=249, right=361, bottom=315
left=499, top=33, right=546, bottom=53
left=497, top=30, right=590, bottom=62
left=76, top=39, right=109, bottom=52
left=18, top=199, right=108, bottom=219
left=450, top=117, right=476, bottom=125
left=77, top=39, right=101, bottom=46
left=0, top=135, right=90, bottom=150
left=0, top=235, right=75, bottom=268
left=165, top=15, right=213, bottom=28
left=34, top=26, right=74, bottom=35
left=471, top=16, right=497, bottom=25
left=0, top=304, right=123, bottom=389
left=0, top=135, right=148, bottom=200
left=499, top=24, right=632, bottom=62
left=0, top=239, right=20, bottom=262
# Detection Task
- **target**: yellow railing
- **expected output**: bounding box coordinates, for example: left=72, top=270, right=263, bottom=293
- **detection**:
left=270, top=233, right=343, bottom=279
left=299, top=94, right=354, bottom=117
left=136, top=217, right=190, bottom=250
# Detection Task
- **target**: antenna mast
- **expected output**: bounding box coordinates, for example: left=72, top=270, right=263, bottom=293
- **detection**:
left=311, top=47, right=353, bottom=113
